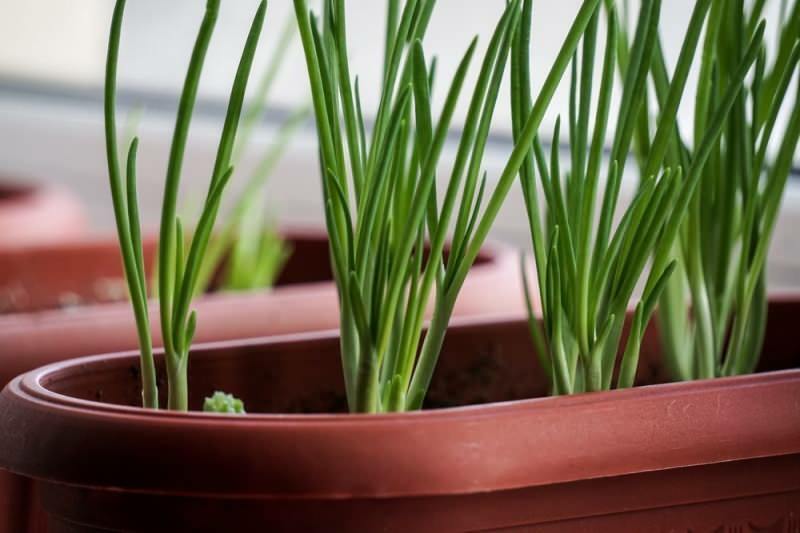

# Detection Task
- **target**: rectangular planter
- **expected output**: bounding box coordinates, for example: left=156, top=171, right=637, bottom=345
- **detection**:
left=0, top=296, right=797, bottom=532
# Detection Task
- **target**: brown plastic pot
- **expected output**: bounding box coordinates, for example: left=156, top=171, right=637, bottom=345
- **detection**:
left=0, top=182, right=86, bottom=248
left=0, top=296, right=798, bottom=532
left=0, top=227, right=525, bottom=388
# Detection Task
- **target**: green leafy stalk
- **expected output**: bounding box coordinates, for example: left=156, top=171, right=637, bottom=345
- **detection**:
left=104, top=0, right=157, bottom=409
left=105, top=0, right=268, bottom=410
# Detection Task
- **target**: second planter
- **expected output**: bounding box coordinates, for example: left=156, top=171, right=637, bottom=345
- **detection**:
left=0, top=226, right=524, bottom=386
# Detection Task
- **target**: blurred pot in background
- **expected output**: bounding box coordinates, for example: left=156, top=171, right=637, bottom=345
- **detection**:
left=0, top=181, right=86, bottom=248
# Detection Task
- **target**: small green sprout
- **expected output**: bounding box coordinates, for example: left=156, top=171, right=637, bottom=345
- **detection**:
left=203, top=391, right=246, bottom=415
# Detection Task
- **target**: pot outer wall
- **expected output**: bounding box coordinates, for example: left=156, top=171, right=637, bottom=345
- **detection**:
left=0, top=182, right=87, bottom=531
left=0, top=296, right=798, bottom=532
left=0, top=183, right=86, bottom=248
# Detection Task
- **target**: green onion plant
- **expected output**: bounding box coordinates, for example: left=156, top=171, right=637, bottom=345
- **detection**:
left=190, top=110, right=303, bottom=296
left=152, top=107, right=303, bottom=298
left=295, top=0, right=602, bottom=412
left=518, top=0, right=767, bottom=393
left=105, top=0, right=267, bottom=410
left=626, top=0, right=800, bottom=380
left=193, top=12, right=307, bottom=295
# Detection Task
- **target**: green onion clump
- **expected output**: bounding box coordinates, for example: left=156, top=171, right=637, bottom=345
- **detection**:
left=643, top=0, right=800, bottom=380
left=193, top=13, right=307, bottom=295
left=105, top=0, right=267, bottom=410
left=295, top=0, right=602, bottom=412
left=518, top=0, right=767, bottom=393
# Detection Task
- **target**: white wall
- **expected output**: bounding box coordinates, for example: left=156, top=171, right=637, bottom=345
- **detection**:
left=2, top=1, right=788, bottom=136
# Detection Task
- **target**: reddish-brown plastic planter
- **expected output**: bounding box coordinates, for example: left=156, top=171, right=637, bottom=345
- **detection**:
left=0, top=182, right=86, bottom=248
left=0, top=227, right=525, bottom=387
left=0, top=297, right=798, bottom=532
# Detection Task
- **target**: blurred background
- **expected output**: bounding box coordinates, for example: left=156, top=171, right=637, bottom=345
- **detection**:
left=0, top=0, right=798, bottom=286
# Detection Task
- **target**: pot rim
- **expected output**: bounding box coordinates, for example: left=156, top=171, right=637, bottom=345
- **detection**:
left=10, top=290, right=800, bottom=424
left=8, top=310, right=800, bottom=423
left=12, top=344, right=800, bottom=424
